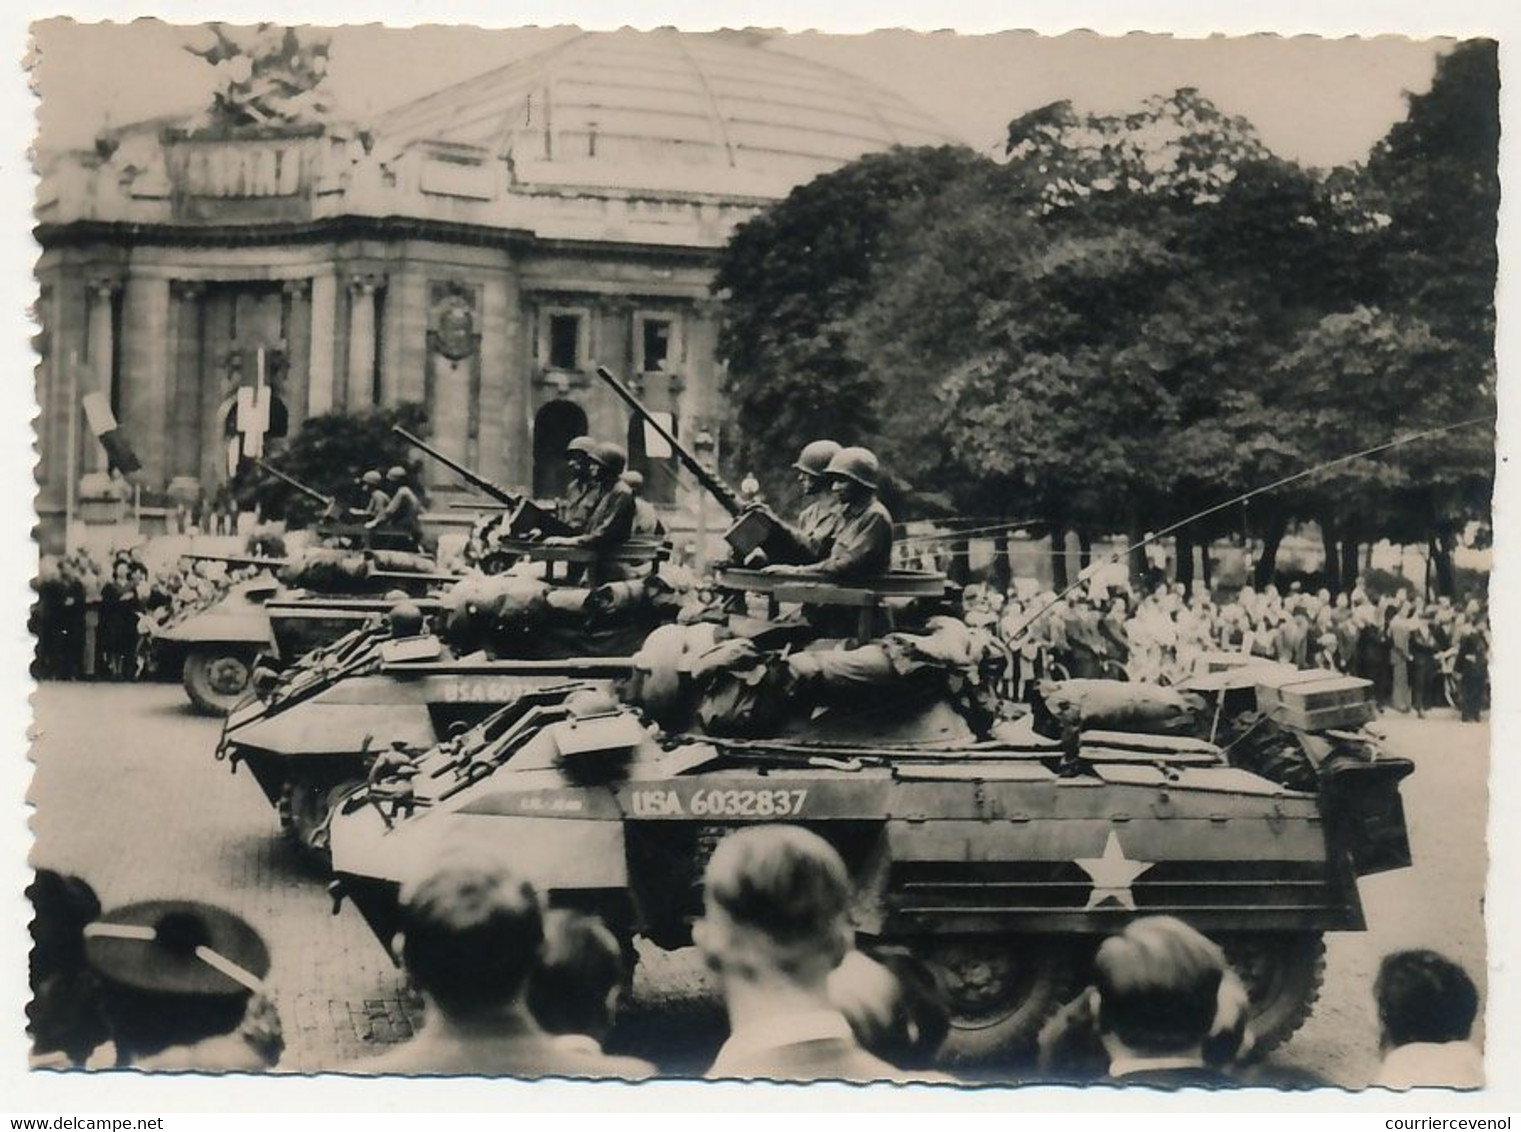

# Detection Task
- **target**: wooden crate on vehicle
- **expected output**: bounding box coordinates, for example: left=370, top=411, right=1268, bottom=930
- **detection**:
left=1255, top=670, right=1376, bottom=731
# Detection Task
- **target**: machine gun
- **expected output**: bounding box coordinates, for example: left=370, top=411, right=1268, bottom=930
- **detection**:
left=593, top=365, right=806, bottom=563
left=392, top=427, right=571, bottom=538
left=256, top=460, right=339, bottom=515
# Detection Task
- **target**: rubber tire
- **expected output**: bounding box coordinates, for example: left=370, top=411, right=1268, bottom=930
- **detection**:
left=183, top=648, right=256, bottom=716
left=1219, top=931, right=1326, bottom=1054
left=278, top=776, right=363, bottom=871
left=916, top=936, right=1085, bottom=1065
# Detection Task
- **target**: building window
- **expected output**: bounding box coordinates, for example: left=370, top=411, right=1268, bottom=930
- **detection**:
left=640, top=317, right=673, bottom=372
left=548, top=312, right=582, bottom=371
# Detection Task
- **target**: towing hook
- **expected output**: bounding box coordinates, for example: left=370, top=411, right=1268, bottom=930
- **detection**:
left=327, top=879, right=346, bottom=915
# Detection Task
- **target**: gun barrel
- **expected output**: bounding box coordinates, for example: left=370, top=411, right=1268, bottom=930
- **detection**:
left=392, top=427, right=517, bottom=506
left=593, top=366, right=743, bottom=517
left=256, top=460, right=333, bottom=507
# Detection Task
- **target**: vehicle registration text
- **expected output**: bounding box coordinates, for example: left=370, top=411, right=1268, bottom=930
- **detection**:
left=629, top=787, right=808, bottom=818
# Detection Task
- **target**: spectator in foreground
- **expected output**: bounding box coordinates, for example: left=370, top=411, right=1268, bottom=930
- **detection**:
left=83, top=899, right=283, bottom=1071
left=1090, top=916, right=1236, bottom=1088
left=354, top=850, right=643, bottom=1078
left=827, top=946, right=951, bottom=1075
left=526, top=909, right=655, bottom=1077
left=697, top=825, right=901, bottom=1082
left=1374, top=950, right=1483, bottom=1090
left=27, top=869, right=110, bottom=1067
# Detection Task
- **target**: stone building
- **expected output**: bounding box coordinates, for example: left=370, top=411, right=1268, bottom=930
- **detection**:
left=33, top=28, right=954, bottom=547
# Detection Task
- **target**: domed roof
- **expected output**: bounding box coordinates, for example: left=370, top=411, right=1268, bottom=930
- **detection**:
left=376, top=30, right=960, bottom=199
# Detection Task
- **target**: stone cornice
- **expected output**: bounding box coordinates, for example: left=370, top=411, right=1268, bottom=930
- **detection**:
left=33, top=214, right=724, bottom=268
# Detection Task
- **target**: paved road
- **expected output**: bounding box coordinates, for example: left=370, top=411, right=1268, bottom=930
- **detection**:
left=28, top=681, right=1488, bottom=1083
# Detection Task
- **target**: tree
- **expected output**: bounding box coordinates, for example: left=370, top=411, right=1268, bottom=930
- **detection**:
left=712, top=144, right=991, bottom=505
left=236, top=402, right=431, bottom=527
left=852, top=90, right=1350, bottom=580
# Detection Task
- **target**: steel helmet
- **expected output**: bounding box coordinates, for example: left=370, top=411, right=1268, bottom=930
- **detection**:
left=824, top=446, right=881, bottom=491
left=565, top=435, right=596, bottom=458
left=793, top=439, right=842, bottom=478
left=386, top=465, right=408, bottom=483
left=361, top=470, right=383, bottom=488
left=589, top=442, right=627, bottom=478
left=388, top=599, right=425, bottom=638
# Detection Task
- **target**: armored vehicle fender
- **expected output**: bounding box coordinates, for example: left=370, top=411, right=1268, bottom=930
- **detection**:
left=154, top=577, right=280, bottom=714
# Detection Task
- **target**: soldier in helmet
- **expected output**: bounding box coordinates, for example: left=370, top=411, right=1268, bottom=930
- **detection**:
left=360, top=469, right=390, bottom=522
left=764, top=446, right=893, bottom=582
left=560, top=435, right=600, bottom=532
left=743, top=439, right=844, bottom=565
left=543, top=441, right=638, bottom=582
left=367, top=465, right=424, bottom=548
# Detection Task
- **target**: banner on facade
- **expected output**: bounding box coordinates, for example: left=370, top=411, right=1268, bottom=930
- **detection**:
left=643, top=411, right=675, bottom=459
left=80, top=391, right=142, bottom=474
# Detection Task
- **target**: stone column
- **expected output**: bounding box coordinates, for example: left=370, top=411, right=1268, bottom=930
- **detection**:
left=85, top=277, right=120, bottom=471
left=281, top=279, right=311, bottom=433
left=120, top=274, right=172, bottom=488
left=168, top=282, right=205, bottom=483
left=308, top=272, right=337, bottom=417
left=478, top=271, right=521, bottom=488
left=346, top=273, right=383, bottom=410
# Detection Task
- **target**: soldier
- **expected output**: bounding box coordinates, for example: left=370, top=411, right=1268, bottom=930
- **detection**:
left=367, top=465, right=423, bottom=547
left=621, top=470, right=667, bottom=537
left=542, top=442, right=637, bottom=582
left=560, top=436, right=600, bottom=532
left=744, top=439, right=843, bottom=565
left=763, top=446, right=893, bottom=582
left=360, top=469, right=390, bottom=521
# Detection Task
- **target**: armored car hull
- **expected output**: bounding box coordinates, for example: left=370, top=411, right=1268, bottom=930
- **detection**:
left=328, top=693, right=1413, bottom=1065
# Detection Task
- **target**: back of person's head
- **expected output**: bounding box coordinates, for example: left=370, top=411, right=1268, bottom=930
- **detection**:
left=828, top=947, right=950, bottom=1070
left=398, top=852, right=544, bottom=1020
left=1375, top=950, right=1479, bottom=1049
left=27, top=870, right=108, bottom=1063
left=1093, top=916, right=1225, bottom=1057
left=527, top=910, right=625, bottom=1040
left=698, top=826, right=852, bottom=982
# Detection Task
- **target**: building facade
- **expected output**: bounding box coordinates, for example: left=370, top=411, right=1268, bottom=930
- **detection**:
left=34, top=29, right=955, bottom=545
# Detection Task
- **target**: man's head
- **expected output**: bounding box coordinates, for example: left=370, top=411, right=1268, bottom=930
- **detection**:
left=1375, top=950, right=1479, bottom=1051
left=1093, top=916, right=1226, bottom=1061
left=823, top=446, right=880, bottom=504
left=565, top=436, right=597, bottom=483
left=526, top=910, right=626, bottom=1041
left=396, top=852, right=544, bottom=1021
left=386, top=465, right=409, bottom=486
left=588, top=442, right=628, bottom=484
left=362, top=470, right=383, bottom=489
left=794, top=439, right=841, bottom=496
left=695, top=826, right=853, bottom=989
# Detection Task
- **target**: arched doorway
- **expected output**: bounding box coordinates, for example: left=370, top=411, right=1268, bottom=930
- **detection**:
left=533, top=400, right=588, bottom=499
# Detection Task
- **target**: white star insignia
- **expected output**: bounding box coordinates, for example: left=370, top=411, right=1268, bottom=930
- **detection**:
left=1075, top=831, right=1154, bottom=910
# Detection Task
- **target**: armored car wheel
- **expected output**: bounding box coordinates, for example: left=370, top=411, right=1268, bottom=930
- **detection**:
left=278, top=776, right=364, bottom=870
left=183, top=647, right=258, bottom=716
left=918, top=936, right=1084, bottom=1065
left=1219, top=932, right=1326, bottom=1054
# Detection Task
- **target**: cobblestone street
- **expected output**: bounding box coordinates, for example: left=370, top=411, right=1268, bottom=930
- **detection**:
left=28, top=680, right=1489, bottom=1084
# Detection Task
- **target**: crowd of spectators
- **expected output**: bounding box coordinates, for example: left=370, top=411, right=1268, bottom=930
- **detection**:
left=31, top=548, right=257, bottom=682
left=28, top=827, right=1485, bottom=1088
left=962, top=577, right=1491, bottom=722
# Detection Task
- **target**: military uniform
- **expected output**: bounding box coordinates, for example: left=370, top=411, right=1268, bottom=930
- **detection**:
left=782, top=495, right=843, bottom=561
left=813, top=496, right=893, bottom=581
left=376, top=484, right=424, bottom=544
